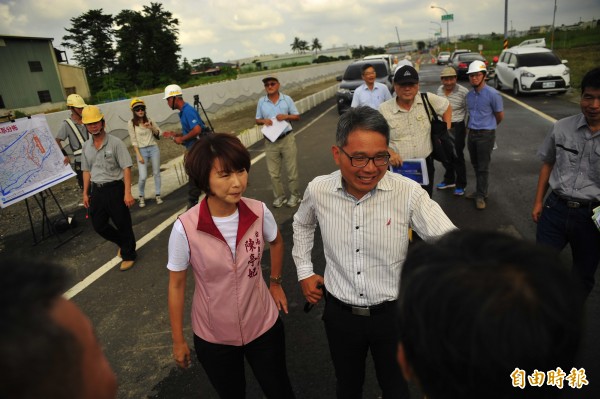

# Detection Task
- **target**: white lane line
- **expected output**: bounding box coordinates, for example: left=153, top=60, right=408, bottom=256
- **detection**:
left=497, top=92, right=557, bottom=124
left=65, top=103, right=338, bottom=299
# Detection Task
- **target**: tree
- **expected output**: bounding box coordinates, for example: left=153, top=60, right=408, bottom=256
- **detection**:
left=290, top=37, right=302, bottom=53
left=299, top=40, right=310, bottom=53
left=311, top=38, right=322, bottom=55
left=191, top=57, right=214, bottom=71
left=62, top=9, right=116, bottom=92
left=417, top=41, right=426, bottom=51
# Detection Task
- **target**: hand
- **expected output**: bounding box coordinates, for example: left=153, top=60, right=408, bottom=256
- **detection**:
left=388, top=149, right=403, bottom=167
left=269, top=284, right=289, bottom=314
left=276, top=114, right=287, bottom=122
left=532, top=202, right=543, bottom=223
left=263, top=119, right=273, bottom=126
left=174, top=136, right=184, bottom=145
left=138, top=156, right=145, bottom=164
left=83, top=193, right=90, bottom=208
left=172, top=341, right=191, bottom=369
left=144, top=122, right=151, bottom=128
left=124, top=193, right=135, bottom=208
left=63, top=156, right=70, bottom=166
left=300, top=274, right=325, bottom=304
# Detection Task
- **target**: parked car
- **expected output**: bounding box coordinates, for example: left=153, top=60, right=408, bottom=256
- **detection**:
left=437, top=51, right=451, bottom=65
left=449, top=49, right=471, bottom=62
left=336, top=60, right=393, bottom=114
left=448, top=53, right=488, bottom=79
left=363, top=54, right=394, bottom=71
left=494, top=46, right=570, bottom=96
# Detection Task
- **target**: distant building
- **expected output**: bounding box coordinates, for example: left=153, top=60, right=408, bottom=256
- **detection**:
left=0, top=35, right=90, bottom=116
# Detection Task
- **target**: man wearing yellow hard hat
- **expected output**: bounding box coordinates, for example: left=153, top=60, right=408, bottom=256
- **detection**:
left=55, top=94, right=89, bottom=189
left=81, top=105, right=137, bottom=271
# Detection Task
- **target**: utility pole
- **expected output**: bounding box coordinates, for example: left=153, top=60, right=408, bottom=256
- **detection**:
left=395, top=26, right=402, bottom=50
left=551, top=0, right=558, bottom=50
left=503, top=0, right=509, bottom=49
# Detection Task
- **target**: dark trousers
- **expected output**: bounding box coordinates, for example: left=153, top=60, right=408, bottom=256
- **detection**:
left=89, top=182, right=136, bottom=261
left=184, top=146, right=202, bottom=208
left=536, top=192, right=600, bottom=296
left=441, top=121, right=467, bottom=189
left=467, top=130, right=495, bottom=198
left=424, top=155, right=435, bottom=198
left=194, top=318, right=295, bottom=399
left=323, top=296, right=409, bottom=399
left=74, top=161, right=83, bottom=189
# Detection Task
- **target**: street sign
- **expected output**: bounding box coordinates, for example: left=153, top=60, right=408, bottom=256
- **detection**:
left=441, top=14, right=454, bottom=22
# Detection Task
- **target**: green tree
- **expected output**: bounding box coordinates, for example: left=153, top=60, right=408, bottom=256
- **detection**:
left=191, top=57, right=214, bottom=71
left=311, top=38, right=322, bottom=55
left=62, top=9, right=116, bottom=92
left=290, top=37, right=302, bottom=53
left=417, top=41, right=426, bottom=51
left=299, top=40, right=309, bottom=53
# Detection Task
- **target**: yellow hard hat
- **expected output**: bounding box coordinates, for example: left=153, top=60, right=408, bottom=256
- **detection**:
left=82, top=105, right=104, bottom=124
left=130, top=98, right=145, bottom=110
left=66, top=94, right=87, bottom=108
left=163, top=84, right=183, bottom=99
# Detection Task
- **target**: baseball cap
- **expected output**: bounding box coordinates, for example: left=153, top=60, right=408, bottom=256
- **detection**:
left=262, top=74, right=279, bottom=83
left=394, top=65, right=419, bottom=84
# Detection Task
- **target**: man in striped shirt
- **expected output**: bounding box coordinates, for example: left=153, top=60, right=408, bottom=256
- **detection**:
left=292, top=106, right=456, bottom=399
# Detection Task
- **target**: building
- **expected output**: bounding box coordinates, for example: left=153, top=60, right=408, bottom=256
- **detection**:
left=0, top=35, right=90, bottom=117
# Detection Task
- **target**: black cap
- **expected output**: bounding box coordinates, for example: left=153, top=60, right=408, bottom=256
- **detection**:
left=394, top=65, right=419, bottom=84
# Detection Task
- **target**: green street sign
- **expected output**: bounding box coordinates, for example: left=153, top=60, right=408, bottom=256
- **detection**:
left=441, top=14, right=454, bottom=21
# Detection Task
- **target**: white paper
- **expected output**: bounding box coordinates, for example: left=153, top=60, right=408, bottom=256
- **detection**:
left=261, top=118, right=291, bottom=142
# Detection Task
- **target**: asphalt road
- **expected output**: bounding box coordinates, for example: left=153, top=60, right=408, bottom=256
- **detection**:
left=2, top=63, right=598, bottom=398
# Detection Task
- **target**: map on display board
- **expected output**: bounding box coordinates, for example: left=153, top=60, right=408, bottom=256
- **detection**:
left=0, top=115, right=75, bottom=208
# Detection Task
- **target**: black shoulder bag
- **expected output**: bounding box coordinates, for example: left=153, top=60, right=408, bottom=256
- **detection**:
left=421, top=93, right=455, bottom=164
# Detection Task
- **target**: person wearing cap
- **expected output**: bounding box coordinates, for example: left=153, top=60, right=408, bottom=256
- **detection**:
left=128, top=98, right=163, bottom=208
left=55, top=94, right=90, bottom=189
left=465, top=60, right=504, bottom=210
left=351, top=63, right=392, bottom=110
left=162, top=84, right=208, bottom=209
left=379, top=65, right=451, bottom=197
left=81, top=105, right=137, bottom=271
left=435, top=67, right=469, bottom=196
left=256, top=75, right=302, bottom=208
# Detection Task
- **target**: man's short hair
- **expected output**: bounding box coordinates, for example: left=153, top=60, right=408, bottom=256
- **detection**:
left=397, top=230, right=584, bottom=399
left=581, top=67, right=600, bottom=94
left=361, top=63, right=375, bottom=74
left=0, top=258, right=83, bottom=398
left=185, top=133, right=251, bottom=195
left=335, top=106, right=390, bottom=147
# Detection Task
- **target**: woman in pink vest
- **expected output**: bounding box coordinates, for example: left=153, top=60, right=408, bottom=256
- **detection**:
left=167, top=133, right=295, bottom=398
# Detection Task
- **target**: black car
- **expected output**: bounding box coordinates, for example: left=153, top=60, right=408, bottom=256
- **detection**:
left=448, top=53, right=488, bottom=79
left=336, top=60, right=393, bottom=114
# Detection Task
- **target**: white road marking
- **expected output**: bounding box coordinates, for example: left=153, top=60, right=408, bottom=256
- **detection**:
left=65, top=103, right=337, bottom=299
left=497, top=91, right=557, bottom=124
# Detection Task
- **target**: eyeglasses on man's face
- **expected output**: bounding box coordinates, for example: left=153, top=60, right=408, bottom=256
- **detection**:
left=338, top=146, right=390, bottom=167
left=133, top=106, right=146, bottom=112
left=264, top=81, right=278, bottom=88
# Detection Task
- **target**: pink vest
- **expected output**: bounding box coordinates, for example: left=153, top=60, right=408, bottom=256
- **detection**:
left=179, top=197, right=279, bottom=346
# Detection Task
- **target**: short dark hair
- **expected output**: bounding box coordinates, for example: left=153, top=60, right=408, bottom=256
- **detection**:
left=185, top=133, right=251, bottom=195
left=0, top=258, right=83, bottom=398
left=335, top=106, right=390, bottom=147
left=581, top=67, right=600, bottom=94
left=361, top=63, right=375, bottom=74
left=397, top=230, right=584, bottom=399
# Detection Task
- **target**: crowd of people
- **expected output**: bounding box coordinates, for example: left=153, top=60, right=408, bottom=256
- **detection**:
left=13, top=64, right=598, bottom=398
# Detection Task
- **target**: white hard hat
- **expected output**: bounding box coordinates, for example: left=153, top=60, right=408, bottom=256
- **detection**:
left=467, top=60, right=487, bottom=75
left=163, top=84, right=183, bottom=99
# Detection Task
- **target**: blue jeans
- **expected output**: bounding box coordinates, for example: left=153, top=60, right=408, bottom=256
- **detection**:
left=137, top=145, right=161, bottom=197
left=467, top=130, right=495, bottom=198
left=536, top=192, right=600, bottom=296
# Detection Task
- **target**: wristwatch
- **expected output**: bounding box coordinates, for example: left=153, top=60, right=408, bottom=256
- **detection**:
left=269, top=275, right=283, bottom=284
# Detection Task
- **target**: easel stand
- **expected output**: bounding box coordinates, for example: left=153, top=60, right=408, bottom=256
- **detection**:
left=24, top=188, right=80, bottom=248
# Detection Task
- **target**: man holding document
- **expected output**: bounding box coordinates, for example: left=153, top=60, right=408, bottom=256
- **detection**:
left=256, top=75, right=301, bottom=208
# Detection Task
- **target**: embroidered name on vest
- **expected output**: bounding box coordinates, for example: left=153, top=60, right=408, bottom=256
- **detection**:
left=245, top=230, right=262, bottom=278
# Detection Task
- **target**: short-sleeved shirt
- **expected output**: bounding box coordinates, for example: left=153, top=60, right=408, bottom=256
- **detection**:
left=379, top=93, right=449, bottom=159
left=351, top=82, right=392, bottom=110
left=537, top=113, right=600, bottom=201
left=437, top=84, right=469, bottom=123
left=466, top=85, right=503, bottom=130
left=256, top=93, right=299, bottom=134
left=179, top=102, right=206, bottom=150
left=56, top=118, right=89, bottom=161
left=81, top=134, right=133, bottom=184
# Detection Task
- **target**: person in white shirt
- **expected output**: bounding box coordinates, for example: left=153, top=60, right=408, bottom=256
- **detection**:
left=351, top=63, right=392, bottom=110
left=292, top=106, right=456, bottom=399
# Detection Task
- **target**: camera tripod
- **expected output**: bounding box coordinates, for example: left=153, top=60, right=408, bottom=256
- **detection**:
left=193, top=94, right=215, bottom=133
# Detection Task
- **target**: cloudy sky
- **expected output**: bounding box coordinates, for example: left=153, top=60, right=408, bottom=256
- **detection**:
left=1, top=0, right=597, bottom=63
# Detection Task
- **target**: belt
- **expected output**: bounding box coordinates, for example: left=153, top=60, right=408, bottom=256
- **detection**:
left=92, top=180, right=123, bottom=189
left=326, top=292, right=396, bottom=317
left=469, top=129, right=495, bottom=133
left=551, top=192, right=600, bottom=210
left=275, top=130, right=293, bottom=141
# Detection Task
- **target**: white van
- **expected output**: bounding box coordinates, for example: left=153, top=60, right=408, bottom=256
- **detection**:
left=363, top=54, right=394, bottom=71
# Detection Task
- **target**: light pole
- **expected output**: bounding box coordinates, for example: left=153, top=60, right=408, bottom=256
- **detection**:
left=431, top=5, right=450, bottom=48
left=430, top=21, right=442, bottom=46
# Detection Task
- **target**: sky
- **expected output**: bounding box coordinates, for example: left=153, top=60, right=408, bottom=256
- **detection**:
left=1, top=0, right=598, bottom=64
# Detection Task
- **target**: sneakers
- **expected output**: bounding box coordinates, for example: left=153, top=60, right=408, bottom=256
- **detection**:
left=286, top=195, right=301, bottom=207
left=120, top=260, right=135, bottom=271
left=453, top=187, right=465, bottom=196
left=476, top=197, right=486, bottom=210
left=436, top=181, right=456, bottom=190
left=273, top=196, right=287, bottom=208
left=155, top=195, right=163, bottom=205
left=139, top=196, right=146, bottom=208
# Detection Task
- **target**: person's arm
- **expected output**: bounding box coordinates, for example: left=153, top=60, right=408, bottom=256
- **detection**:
left=174, top=124, right=202, bottom=145
left=55, top=138, right=70, bottom=165
left=276, top=95, right=300, bottom=122
left=123, top=167, right=135, bottom=207
left=495, top=111, right=504, bottom=126
left=443, top=103, right=452, bottom=129
left=532, top=162, right=553, bottom=223
left=268, top=230, right=288, bottom=314
left=168, top=270, right=191, bottom=369
left=82, top=170, right=91, bottom=208
left=411, top=186, right=457, bottom=240
left=128, top=122, right=144, bottom=164
left=276, top=113, right=300, bottom=122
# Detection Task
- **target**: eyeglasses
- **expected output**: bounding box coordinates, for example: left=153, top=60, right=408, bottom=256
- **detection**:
left=264, top=82, right=278, bottom=87
left=133, top=106, right=146, bottom=112
left=338, top=146, right=390, bottom=167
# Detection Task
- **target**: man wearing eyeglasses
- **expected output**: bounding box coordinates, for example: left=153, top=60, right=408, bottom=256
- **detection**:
left=256, top=75, right=301, bottom=208
left=292, top=106, right=456, bottom=399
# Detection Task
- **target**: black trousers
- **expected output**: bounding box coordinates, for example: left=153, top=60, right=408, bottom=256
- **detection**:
left=194, top=318, right=295, bottom=399
left=424, top=155, right=435, bottom=198
left=323, top=296, right=409, bottom=399
left=89, top=181, right=136, bottom=261
left=441, top=121, right=467, bottom=189
left=74, top=161, right=84, bottom=189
